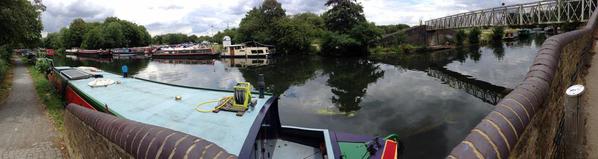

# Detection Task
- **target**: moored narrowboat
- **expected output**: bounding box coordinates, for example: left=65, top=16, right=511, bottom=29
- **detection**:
left=75, top=49, right=112, bottom=58
left=152, top=45, right=219, bottom=59
left=47, top=66, right=402, bottom=159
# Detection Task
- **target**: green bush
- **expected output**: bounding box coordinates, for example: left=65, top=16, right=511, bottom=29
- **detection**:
left=456, top=30, right=466, bottom=46
left=399, top=44, right=417, bottom=54
left=491, top=27, right=505, bottom=42
left=34, top=58, right=52, bottom=73
left=468, top=28, right=481, bottom=45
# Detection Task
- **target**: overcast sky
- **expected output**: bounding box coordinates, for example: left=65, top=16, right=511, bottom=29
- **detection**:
left=41, top=0, right=537, bottom=36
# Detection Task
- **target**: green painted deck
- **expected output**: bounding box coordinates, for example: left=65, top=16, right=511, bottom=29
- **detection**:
left=67, top=69, right=272, bottom=155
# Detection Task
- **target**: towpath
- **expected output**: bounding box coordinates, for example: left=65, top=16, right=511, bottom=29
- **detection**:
left=586, top=41, right=598, bottom=158
left=0, top=58, right=63, bottom=159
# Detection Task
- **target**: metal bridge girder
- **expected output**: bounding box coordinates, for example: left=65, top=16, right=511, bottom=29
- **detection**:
left=425, top=0, right=598, bottom=30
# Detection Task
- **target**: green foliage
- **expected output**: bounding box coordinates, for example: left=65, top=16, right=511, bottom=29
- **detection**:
left=152, top=33, right=192, bottom=45
left=49, top=17, right=151, bottom=49
left=378, top=24, right=410, bottom=34
left=81, top=27, right=104, bottom=49
left=34, top=58, right=52, bottom=72
left=42, top=32, right=64, bottom=49
left=320, top=32, right=361, bottom=56
left=0, top=58, right=8, bottom=80
left=236, top=0, right=287, bottom=44
left=0, top=0, right=43, bottom=48
left=491, top=27, right=505, bottom=42
left=63, top=18, right=88, bottom=48
left=468, top=28, right=481, bottom=45
left=320, top=0, right=380, bottom=56
left=399, top=44, right=417, bottom=54
left=455, top=30, right=466, bottom=46
left=212, top=29, right=239, bottom=44
left=323, top=0, right=366, bottom=34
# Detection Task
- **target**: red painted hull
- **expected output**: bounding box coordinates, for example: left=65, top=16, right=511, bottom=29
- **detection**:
left=48, top=68, right=97, bottom=111
left=65, top=86, right=97, bottom=111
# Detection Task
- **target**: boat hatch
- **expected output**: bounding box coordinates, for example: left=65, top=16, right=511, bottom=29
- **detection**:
left=60, top=69, right=93, bottom=80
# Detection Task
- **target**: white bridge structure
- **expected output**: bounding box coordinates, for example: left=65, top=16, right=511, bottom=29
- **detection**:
left=425, top=0, right=598, bottom=30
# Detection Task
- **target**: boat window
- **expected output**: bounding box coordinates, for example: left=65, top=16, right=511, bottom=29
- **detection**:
left=257, top=50, right=264, bottom=53
left=252, top=50, right=258, bottom=54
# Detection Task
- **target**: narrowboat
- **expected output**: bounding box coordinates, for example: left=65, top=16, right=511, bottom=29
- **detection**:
left=111, top=48, right=137, bottom=57
left=502, top=29, right=519, bottom=41
left=48, top=66, right=401, bottom=159
left=75, top=49, right=112, bottom=58
left=152, top=58, right=216, bottom=65
left=46, top=49, right=56, bottom=56
left=65, top=48, right=78, bottom=55
left=152, top=45, right=219, bottom=59
left=221, top=39, right=273, bottom=58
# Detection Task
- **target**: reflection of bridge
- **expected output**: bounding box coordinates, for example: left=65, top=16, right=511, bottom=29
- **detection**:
left=426, top=67, right=512, bottom=105
left=374, top=48, right=512, bottom=105
left=425, top=0, right=597, bottom=30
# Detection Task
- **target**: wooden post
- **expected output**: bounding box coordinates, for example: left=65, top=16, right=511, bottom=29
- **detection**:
left=564, top=85, right=585, bottom=159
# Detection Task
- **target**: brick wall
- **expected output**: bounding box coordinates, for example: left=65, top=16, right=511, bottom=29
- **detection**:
left=64, top=108, right=133, bottom=159
left=63, top=104, right=235, bottom=159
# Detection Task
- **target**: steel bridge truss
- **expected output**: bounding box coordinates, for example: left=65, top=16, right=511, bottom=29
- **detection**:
left=425, top=0, right=598, bottom=30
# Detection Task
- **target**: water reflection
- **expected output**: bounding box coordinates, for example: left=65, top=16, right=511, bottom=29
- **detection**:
left=322, top=59, right=384, bottom=114
left=222, top=58, right=270, bottom=67
left=52, top=38, right=543, bottom=159
left=153, top=59, right=215, bottom=65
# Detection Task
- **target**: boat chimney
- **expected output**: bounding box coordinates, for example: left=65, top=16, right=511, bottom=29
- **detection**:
left=258, top=74, right=265, bottom=98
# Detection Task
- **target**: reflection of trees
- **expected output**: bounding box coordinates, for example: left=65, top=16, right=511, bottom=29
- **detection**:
left=467, top=45, right=481, bottom=62
left=322, top=58, right=385, bottom=113
left=488, top=42, right=505, bottom=61
left=240, top=55, right=321, bottom=95
left=534, top=34, right=547, bottom=46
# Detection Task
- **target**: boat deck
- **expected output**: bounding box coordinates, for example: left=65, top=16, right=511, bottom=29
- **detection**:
left=67, top=70, right=272, bottom=155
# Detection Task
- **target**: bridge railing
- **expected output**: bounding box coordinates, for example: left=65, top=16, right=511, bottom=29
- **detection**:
left=425, top=0, right=597, bottom=30
left=448, top=3, right=598, bottom=159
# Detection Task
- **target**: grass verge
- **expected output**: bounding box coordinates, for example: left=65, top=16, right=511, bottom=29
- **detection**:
left=27, top=66, right=65, bottom=132
left=0, top=65, right=13, bottom=103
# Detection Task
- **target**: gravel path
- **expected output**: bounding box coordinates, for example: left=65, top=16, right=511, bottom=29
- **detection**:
left=0, top=59, right=63, bottom=159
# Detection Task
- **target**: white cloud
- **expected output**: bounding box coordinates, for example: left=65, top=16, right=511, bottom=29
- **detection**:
left=41, top=0, right=539, bottom=35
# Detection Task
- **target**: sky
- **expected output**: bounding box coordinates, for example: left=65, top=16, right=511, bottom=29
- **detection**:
left=40, top=0, right=537, bottom=36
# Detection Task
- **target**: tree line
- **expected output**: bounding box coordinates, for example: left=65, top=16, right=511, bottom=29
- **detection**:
left=43, top=17, right=151, bottom=50
left=45, top=0, right=403, bottom=57
left=222, top=0, right=383, bottom=56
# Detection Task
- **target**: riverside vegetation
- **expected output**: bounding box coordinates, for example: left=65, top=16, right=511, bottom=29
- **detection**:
left=44, top=0, right=399, bottom=57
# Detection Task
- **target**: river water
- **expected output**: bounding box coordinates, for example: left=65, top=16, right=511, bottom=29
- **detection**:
left=52, top=36, right=545, bottom=158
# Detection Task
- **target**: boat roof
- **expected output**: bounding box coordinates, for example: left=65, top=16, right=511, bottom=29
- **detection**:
left=64, top=67, right=272, bottom=155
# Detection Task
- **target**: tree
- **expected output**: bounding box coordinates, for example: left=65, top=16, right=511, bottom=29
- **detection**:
left=455, top=30, right=466, bottom=46
left=0, top=0, right=43, bottom=49
left=491, top=27, right=504, bottom=42
left=42, top=32, right=63, bottom=49
left=81, top=27, right=105, bottom=49
left=102, top=22, right=125, bottom=48
left=63, top=18, right=89, bottom=48
left=238, top=0, right=286, bottom=45
left=188, top=35, right=199, bottom=43
left=320, top=0, right=380, bottom=56
left=322, top=0, right=366, bottom=34
left=212, top=29, right=238, bottom=43
left=468, top=28, right=481, bottom=45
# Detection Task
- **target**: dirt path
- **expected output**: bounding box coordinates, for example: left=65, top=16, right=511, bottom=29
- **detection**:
left=0, top=59, right=63, bottom=159
left=585, top=41, right=598, bottom=158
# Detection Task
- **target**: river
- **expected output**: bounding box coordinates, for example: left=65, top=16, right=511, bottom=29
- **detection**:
left=51, top=36, right=545, bottom=158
